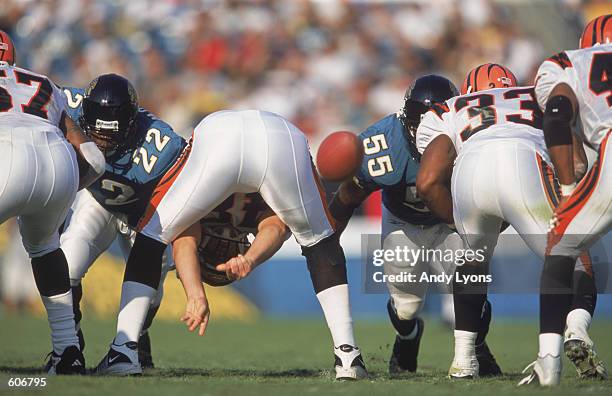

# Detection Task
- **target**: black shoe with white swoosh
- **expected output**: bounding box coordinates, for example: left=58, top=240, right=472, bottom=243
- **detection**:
left=94, top=341, right=142, bottom=376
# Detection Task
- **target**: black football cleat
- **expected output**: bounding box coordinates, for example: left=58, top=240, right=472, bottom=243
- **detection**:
left=43, top=329, right=85, bottom=373
left=46, top=345, right=86, bottom=375
left=138, top=331, right=155, bottom=369
left=389, top=317, right=425, bottom=375
left=94, top=341, right=142, bottom=376
left=476, top=341, right=502, bottom=376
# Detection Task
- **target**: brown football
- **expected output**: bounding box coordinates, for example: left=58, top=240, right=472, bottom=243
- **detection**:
left=316, top=131, right=363, bottom=182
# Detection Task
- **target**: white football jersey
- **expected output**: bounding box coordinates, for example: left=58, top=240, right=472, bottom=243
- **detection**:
left=0, top=62, right=67, bottom=131
left=535, top=44, right=612, bottom=151
left=416, top=86, right=547, bottom=157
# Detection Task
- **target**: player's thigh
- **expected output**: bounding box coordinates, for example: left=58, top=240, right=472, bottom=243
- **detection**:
left=383, top=227, right=429, bottom=305
left=139, top=119, right=242, bottom=244
left=451, top=148, right=501, bottom=255
left=550, top=133, right=612, bottom=257
left=18, top=138, right=78, bottom=258
left=60, top=190, right=118, bottom=282
left=0, top=136, right=35, bottom=225
left=502, top=148, right=556, bottom=258
left=258, top=119, right=333, bottom=247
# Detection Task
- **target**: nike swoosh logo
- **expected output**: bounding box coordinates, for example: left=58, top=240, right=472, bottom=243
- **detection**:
left=108, top=355, right=122, bottom=364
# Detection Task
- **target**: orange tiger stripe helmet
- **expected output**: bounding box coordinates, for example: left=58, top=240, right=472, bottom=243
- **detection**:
left=461, top=63, right=518, bottom=95
left=580, top=14, right=612, bottom=48
left=0, top=30, right=16, bottom=65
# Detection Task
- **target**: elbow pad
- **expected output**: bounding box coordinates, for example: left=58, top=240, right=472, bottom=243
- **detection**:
left=543, top=95, right=574, bottom=148
left=79, top=141, right=106, bottom=178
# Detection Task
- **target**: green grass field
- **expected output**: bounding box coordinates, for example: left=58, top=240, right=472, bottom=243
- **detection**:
left=0, top=313, right=610, bottom=396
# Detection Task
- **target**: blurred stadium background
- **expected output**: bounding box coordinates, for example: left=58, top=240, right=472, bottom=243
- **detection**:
left=1, top=0, right=612, bottom=322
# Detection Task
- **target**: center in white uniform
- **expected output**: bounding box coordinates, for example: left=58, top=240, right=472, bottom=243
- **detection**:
left=138, top=110, right=334, bottom=248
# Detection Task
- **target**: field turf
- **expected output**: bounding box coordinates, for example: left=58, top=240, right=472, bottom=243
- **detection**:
left=0, top=313, right=610, bottom=396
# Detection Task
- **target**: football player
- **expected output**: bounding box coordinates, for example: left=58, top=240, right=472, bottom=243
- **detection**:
left=416, top=63, right=601, bottom=381
left=58, top=74, right=186, bottom=375
left=133, top=109, right=367, bottom=380
left=0, top=31, right=105, bottom=374
left=328, top=75, right=500, bottom=376
left=524, top=14, right=612, bottom=386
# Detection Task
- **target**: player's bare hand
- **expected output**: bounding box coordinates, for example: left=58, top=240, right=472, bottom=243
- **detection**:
left=216, top=254, right=253, bottom=280
left=180, top=295, right=210, bottom=336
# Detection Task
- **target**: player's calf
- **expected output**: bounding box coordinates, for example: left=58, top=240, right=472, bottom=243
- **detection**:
left=387, top=298, right=424, bottom=376
left=31, top=249, right=81, bottom=359
left=302, top=234, right=367, bottom=380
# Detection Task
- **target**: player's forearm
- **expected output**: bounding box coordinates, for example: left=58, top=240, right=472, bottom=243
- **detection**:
left=174, top=245, right=206, bottom=299
left=244, top=219, right=290, bottom=268
left=173, top=225, right=205, bottom=299
left=572, top=135, right=588, bottom=182
left=329, top=180, right=369, bottom=235
left=419, top=184, right=454, bottom=224
left=416, top=135, right=456, bottom=224
left=543, top=85, right=579, bottom=194
left=61, top=112, right=105, bottom=189
left=549, top=144, right=576, bottom=187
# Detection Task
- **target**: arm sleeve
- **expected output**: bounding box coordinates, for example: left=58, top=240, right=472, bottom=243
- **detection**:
left=534, top=52, right=575, bottom=112
left=415, top=108, right=453, bottom=155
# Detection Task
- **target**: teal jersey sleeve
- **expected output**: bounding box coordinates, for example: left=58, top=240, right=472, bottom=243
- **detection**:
left=61, top=87, right=86, bottom=122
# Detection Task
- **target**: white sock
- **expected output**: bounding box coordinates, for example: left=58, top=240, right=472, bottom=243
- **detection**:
left=316, top=284, right=356, bottom=347
left=566, top=308, right=592, bottom=335
left=41, top=290, right=79, bottom=355
left=454, top=330, right=477, bottom=366
left=115, top=281, right=156, bottom=345
left=539, top=333, right=563, bottom=357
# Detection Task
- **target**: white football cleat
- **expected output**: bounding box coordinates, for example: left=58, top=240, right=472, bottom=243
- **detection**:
left=564, top=329, right=608, bottom=379
left=448, top=356, right=479, bottom=379
left=334, top=344, right=367, bottom=380
left=518, top=354, right=561, bottom=386
left=93, top=341, right=142, bottom=376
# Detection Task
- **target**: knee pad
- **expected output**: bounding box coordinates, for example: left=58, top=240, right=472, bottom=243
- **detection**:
left=302, top=234, right=347, bottom=294
left=31, top=248, right=70, bottom=296
left=389, top=295, right=423, bottom=321
left=124, top=233, right=166, bottom=289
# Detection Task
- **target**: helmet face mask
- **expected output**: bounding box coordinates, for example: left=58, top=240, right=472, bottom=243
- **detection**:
left=81, top=74, right=139, bottom=156
left=402, top=99, right=430, bottom=142
left=400, top=74, right=459, bottom=149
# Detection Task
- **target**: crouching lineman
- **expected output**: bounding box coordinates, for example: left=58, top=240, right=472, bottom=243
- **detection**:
left=58, top=74, right=186, bottom=375
left=524, top=14, right=612, bottom=386
left=172, top=192, right=291, bottom=335
left=329, top=75, right=500, bottom=376
left=104, top=109, right=367, bottom=380
left=415, top=63, right=602, bottom=381
left=0, top=31, right=105, bottom=374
